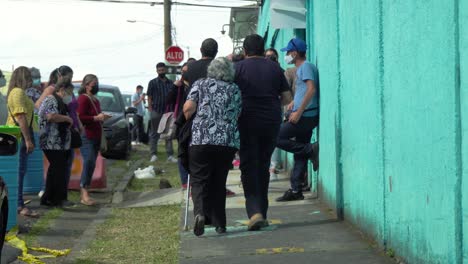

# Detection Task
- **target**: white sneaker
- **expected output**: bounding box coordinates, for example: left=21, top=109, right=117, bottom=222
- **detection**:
left=38, top=190, right=44, bottom=198
left=131, top=141, right=137, bottom=146
left=269, top=169, right=279, bottom=181
left=167, top=156, right=178, bottom=163
left=150, top=155, right=158, bottom=162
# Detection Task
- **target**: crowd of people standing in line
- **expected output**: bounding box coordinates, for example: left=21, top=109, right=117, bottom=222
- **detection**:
left=0, top=34, right=319, bottom=236
left=1, top=65, right=110, bottom=218
left=139, top=34, right=319, bottom=236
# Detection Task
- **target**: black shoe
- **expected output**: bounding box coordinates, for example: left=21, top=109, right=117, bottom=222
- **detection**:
left=40, top=199, right=57, bottom=207
left=194, top=214, right=205, bottom=237
left=60, top=200, right=76, bottom=208
left=309, top=142, right=319, bottom=171
left=215, top=226, right=226, bottom=234
left=276, top=189, right=304, bottom=202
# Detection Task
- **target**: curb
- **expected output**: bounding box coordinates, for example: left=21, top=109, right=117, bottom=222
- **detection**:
left=63, top=157, right=145, bottom=262
left=64, top=207, right=111, bottom=263
left=111, top=159, right=145, bottom=204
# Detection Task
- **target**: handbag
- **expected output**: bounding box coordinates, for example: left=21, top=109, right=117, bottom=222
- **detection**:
left=158, top=111, right=176, bottom=140
left=70, top=128, right=82, bottom=149
left=85, top=95, right=108, bottom=153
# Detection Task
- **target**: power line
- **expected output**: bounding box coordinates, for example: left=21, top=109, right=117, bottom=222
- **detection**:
left=69, top=0, right=258, bottom=9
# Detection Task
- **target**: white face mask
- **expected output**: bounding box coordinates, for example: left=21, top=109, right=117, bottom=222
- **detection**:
left=284, top=54, right=295, bottom=64
left=63, top=95, right=73, bottom=104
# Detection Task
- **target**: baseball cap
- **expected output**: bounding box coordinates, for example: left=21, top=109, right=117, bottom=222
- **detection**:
left=280, top=38, right=307, bottom=52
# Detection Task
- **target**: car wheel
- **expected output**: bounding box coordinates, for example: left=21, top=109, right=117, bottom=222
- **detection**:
left=0, top=200, right=8, bottom=253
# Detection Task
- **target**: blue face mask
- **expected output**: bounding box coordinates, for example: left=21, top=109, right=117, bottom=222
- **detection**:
left=32, top=78, right=41, bottom=86
left=0, top=78, right=6, bottom=88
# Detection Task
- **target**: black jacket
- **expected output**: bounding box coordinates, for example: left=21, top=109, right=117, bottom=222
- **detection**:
left=175, top=112, right=193, bottom=173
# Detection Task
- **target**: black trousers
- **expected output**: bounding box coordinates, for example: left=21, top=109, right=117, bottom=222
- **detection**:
left=42, top=150, right=70, bottom=205
left=189, top=145, right=236, bottom=228
left=239, top=120, right=280, bottom=219
left=132, top=114, right=144, bottom=142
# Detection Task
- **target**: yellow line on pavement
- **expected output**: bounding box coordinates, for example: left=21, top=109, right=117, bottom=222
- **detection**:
left=256, top=247, right=305, bottom=255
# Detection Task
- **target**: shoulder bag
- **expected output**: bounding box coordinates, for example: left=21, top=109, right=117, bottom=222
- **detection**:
left=85, top=95, right=108, bottom=153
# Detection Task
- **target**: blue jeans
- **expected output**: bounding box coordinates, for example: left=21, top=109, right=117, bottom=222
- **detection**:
left=178, top=158, right=188, bottom=185
left=80, top=137, right=100, bottom=188
left=18, top=136, right=32, bottom=208
left=277, top=116, right=319, bottom=193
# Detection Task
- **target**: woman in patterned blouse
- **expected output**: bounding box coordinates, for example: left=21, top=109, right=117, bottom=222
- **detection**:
left=38, top=80, right=73, bottom=207
left=183, top=57, right=242, bottom=236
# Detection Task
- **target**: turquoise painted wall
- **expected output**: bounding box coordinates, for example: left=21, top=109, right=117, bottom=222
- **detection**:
left=259, top=0, right=467, bottom=263
left=312, top=0, right=339, bottom=210
left=459, top=1, right=467, bottom=263
left=338, top=0, right=385, bottom=241
left=382, top=1, right=460, bottom=263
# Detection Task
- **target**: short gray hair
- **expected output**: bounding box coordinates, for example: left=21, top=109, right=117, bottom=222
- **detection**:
left=207, top=57, right=235, bottom=83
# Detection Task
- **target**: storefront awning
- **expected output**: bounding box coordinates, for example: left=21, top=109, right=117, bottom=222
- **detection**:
left=270, top=0, right=306, bottom=29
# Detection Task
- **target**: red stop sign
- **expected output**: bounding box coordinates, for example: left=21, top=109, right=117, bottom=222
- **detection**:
left=165, top=46, right=184, bottom=65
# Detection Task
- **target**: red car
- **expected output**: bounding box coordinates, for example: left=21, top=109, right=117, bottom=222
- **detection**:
left=0, top=133, right=16, bottom=253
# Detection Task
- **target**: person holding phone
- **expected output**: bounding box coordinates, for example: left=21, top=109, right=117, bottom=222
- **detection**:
left=131, top=85, right=145, bottom=145
left=77, top=74, right=111, bottom=206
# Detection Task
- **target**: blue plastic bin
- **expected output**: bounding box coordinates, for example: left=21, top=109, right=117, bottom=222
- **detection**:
left=0, top=126, right=20, bottom=231
left=24, top=132, right=44, bottom=194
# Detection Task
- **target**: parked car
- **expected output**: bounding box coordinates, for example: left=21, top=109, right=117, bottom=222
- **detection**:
left=74, top=84, right=136, bottom=159
left=0, top=133, right=16, bottom=254
left=122, top=93, right=150, bottom=144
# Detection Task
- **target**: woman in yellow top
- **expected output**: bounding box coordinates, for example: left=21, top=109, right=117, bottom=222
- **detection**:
left=7, top=66, right=39, bottom=217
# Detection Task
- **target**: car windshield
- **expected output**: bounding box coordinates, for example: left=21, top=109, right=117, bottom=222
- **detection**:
left=122, top=94, right=132, bottom=108
left=97, top=90, right=123, bottom=112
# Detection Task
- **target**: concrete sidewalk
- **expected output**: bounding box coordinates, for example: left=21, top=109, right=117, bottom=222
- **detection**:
left=179, top=170, right=396, bottom=264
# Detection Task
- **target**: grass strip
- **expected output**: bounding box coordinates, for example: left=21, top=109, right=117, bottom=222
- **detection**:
left=128, top=144, right=181, bottom=192
left=76, top=205, right=180, bottom=264
left=22, top=208, right=64, bottom=246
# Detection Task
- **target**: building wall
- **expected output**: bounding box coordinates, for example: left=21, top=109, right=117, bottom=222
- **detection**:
left=258, top=0, right=467, bottom=263
left=459, top=1, right=467, bottom=263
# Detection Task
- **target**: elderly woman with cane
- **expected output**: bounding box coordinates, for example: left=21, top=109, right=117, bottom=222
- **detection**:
left=183, top=57, right=242, bottom=236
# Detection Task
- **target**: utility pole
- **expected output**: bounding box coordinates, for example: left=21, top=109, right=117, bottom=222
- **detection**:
left=164, top=0, right=172, bottom=51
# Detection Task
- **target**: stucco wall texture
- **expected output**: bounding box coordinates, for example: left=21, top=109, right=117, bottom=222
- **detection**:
left=258, top=0, right=466, bottom=263
left=460, top=1, right=467, bottom=263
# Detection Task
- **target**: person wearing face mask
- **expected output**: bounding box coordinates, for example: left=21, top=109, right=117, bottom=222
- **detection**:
left=131, top=85, right=145, bottom=145
left=264, top=48, right=284, bottom=182
left=35, top=66, right=73, bottom=111
left=63, top=81, right=84, bottom=206
left=25, top=67, right=43, bottom=109
left=38, top=80, right=73, bottom=207
left=146, top=62, right=176, bottom=163
left=276, top=38, right=320, bottom=202
left=77, top=74, right=111, bottom=205
left=166, top=62, right=190, bottom=188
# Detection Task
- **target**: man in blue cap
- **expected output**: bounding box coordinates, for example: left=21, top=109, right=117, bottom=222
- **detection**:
left=276, top=38, right=320, bottom=202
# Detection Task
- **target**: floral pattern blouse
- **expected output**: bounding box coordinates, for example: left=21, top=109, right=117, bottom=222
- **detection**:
left=187, top=78, right=242, bottom=149
left=38, top=95, right=71, bottom=150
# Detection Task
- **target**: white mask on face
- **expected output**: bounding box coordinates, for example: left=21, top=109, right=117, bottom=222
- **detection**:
left=284, top=54, right=295, bottom=64
left=63, top=95, right=73, bottom=104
